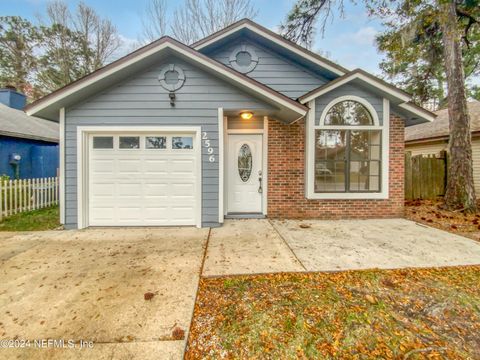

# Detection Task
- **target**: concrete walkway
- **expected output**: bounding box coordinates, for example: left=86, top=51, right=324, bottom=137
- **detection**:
left=203, top=219, right=304, bottom=276
left=272, top=218, right=480, bottom=271
left=203, top=219, right=480, bottom=276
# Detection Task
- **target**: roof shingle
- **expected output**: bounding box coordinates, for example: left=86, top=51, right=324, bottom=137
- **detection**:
left=0, top=103, right=58, bottom=143
left=405, top=100, right=480, bottom=142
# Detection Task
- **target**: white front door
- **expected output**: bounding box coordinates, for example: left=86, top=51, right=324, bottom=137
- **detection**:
left=227, top=134, right=263, bottom=213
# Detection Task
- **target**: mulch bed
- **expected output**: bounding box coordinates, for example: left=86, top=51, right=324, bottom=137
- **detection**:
left=405, top=199, right=480, bottom=242
left=186, top=266, right=480, bottom=359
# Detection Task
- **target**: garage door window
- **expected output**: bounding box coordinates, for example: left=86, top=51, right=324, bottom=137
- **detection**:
left=93, top=136, right=114, bottom=149
left=119, top=136, right=140, bottom=149
left=146, top=136, right=167, bottom=149
left=172, top=136, right=193, bottom=149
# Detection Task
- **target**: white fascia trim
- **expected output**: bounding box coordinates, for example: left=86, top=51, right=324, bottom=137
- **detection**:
left=27, top=41, right=306, bottom=118
left=398, top=102, right=436, bottom=122
left=194, top=23, right=345, bottom=77
left=300, top=73, right=411, bottom=104
left=305, top=98, right=390, bottom=200
left=218, top=108, right=224, bottom=224
left=76, top=125, right=203, bottom=229
left=59, top=107, right=65, bottom=224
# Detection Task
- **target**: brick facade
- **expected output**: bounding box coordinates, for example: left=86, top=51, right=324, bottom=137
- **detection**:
left=267, top=114, right=405, bottom=219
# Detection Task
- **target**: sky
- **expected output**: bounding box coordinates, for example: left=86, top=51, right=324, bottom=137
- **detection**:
left=0, top=0, right=386, bottom=75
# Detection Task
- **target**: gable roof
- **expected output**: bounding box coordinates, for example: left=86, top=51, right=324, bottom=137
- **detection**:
left=405, top=100, right=480, bottom=143
left=192, top=18, right=348, bottom=78
left=298, top=69, right=437, bottom=125
left=299, top=69, right=411, bottom=103
left=25, top=36, right=307, bottom=122
left=0, top=103, right=58, bottom=143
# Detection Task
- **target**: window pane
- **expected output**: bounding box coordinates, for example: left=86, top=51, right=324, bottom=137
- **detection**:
left=314, top=130, right=346, bottom=192
left=238, top=144, right=252, bottom=182
left=93, top=136, right=113, bottom=149
left=146, top=136, right=166, bottom=149
left=172, top=136, right=193, bottom=149
left=324, top=100, right=374, bottom=126
left=119, top=136, right=140, bottom=149
left=348, top=130, right=381, bottom=192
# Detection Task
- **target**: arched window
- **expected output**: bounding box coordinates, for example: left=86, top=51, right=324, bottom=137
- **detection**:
left=314, top=97, right=382, bottom=193
left=324, top=100, right=374, bottom=126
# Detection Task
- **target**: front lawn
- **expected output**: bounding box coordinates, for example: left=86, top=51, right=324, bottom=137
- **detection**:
left=0, top=206, right=60, bottom=231
left=186, top=266, right=480, bottom=359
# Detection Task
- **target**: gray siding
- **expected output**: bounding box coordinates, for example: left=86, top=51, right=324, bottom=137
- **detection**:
left=65, top=55, right=274, bottom=228
left=314, top=84, right=384, bottom=125
left=208, top=39, right=328, bottom=99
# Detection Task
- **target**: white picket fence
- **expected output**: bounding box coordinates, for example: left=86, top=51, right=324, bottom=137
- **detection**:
left=0, top=177, right=59, bottom=220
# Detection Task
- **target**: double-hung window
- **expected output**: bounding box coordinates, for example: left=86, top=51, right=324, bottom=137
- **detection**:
left=307, top=96, right=388, bottom=199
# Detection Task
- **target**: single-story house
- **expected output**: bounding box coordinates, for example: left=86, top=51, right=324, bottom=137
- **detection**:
left=0, top=87, right=59, bottom=179
left=25, top=19, right=435, bottom=229
left=405, top=100, right=480, bottom=191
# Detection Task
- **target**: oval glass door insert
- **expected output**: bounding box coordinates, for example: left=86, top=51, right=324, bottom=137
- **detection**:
left=238, top=144, right=253, bottom=182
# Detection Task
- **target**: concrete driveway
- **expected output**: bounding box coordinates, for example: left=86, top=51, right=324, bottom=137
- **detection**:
left=203, top=219, right=480, bottom=275
left=0, top=228, right=208, bottom=360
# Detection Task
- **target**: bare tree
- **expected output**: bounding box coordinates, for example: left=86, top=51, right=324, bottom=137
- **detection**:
left=37, top=0, right=121, bottom=91
left=75, top=2, right=121, bottom=71
left=141, top=0, right=258, bottom=45
left=141, top=0, right=168, bottom=42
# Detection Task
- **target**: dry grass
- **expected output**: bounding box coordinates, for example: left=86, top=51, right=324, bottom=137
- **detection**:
left=186, top=266, right=480, bottom=359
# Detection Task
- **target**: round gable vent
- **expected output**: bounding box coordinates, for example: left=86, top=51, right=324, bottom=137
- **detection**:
left=158, top=64, right=186, bottom=91
left=229, top=45, right=258, bottom=73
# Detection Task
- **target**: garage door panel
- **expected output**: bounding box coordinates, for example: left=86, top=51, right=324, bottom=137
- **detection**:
left=143, top=208, right=169, bottom=220
left=117, top=159, right=142, bottom=173
left=170, top=207, right=195, bottom=221
left=89, top=207, right=115, bottom=221
left=88, top=132, right=198, bottom=226
left=90, top=183, right=115, bottom=197
left=117, top=182, right=143, bottom=196
left=171, top=159, right=196, bottom=174
left=144, top=159, right=169, bottom=174
left=172, top=183, right=195, bottom=194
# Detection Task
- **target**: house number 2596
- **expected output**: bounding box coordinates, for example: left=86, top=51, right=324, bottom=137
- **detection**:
left=202, top=132, right=215, bottom=162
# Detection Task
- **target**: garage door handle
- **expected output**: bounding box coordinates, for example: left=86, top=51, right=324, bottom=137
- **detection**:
left=258, top=170, right=263, bottom=194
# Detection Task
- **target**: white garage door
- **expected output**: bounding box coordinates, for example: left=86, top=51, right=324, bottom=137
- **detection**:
left=88, top=132, right=198, bottom=226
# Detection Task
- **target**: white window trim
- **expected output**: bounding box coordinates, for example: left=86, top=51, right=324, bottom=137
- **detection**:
left=319, top=95, right=380, bottom=127
left=306, top=97, right=390, bottom=200
left=76, top=126, right=202, bottom=229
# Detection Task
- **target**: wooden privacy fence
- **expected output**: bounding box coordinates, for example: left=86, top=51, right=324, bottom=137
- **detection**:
left=0, top=177, right=59, bottom=220
left=405, top=152, right=447, bottom=200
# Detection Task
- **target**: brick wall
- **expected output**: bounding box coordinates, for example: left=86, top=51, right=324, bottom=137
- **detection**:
left=267, top=115, right=405, bottom=219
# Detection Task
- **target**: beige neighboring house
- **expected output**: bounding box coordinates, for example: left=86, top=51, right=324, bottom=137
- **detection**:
left=405, top=100, right=480, bottom=191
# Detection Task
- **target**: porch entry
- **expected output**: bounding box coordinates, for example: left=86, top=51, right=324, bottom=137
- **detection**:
left=227, top=134, right=263, bottom=214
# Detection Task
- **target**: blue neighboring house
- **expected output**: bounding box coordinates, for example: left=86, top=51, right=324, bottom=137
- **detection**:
left=0, top=87, right=59, bottom=179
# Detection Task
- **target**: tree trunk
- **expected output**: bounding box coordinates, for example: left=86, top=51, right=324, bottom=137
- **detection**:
left=440, top=0, right=476, bottom=212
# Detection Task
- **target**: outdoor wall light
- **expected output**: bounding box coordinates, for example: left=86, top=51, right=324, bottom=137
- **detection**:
left=169, top=92, right=176, bottom=106
left=240, top=111, right=253, bottom=120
